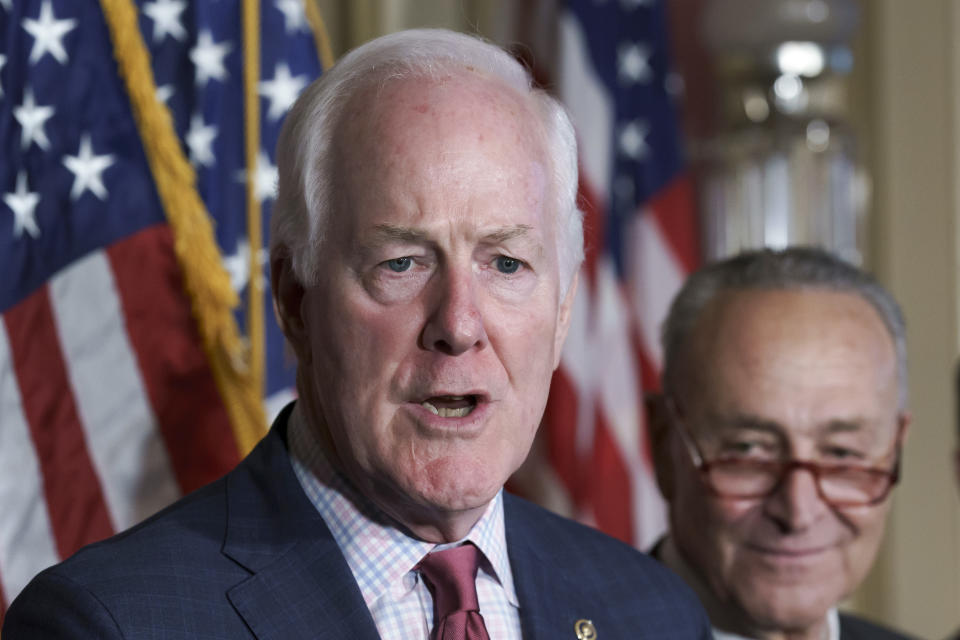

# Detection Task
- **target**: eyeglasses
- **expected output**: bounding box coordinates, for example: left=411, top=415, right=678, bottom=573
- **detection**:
left=666, top=398, right=903, bottom=508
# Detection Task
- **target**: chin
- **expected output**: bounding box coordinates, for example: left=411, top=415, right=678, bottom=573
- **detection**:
left=737, top=585, right=839, bottom=632
left=394, top=454, right=507, bottom=512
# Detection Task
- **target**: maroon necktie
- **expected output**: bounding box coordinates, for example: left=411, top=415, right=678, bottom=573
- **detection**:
left=417, top=543, right=491, bottom=640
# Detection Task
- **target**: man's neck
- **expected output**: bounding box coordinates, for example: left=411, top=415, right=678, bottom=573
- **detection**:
left=371, top=492, right=490, bottom=544
left=657, top=537, right=835, bottom=640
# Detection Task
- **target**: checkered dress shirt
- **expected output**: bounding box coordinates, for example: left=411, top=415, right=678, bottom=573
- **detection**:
left=287, top=407, right=522, bottom=639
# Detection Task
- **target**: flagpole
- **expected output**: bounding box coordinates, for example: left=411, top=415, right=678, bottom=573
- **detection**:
left=242, top=0, right=265, bottom=403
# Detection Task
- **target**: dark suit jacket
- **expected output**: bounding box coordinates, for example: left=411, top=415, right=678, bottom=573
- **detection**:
left=839, top=613, right=918, bottom=640
left=4, top=407, right=710, bottom=639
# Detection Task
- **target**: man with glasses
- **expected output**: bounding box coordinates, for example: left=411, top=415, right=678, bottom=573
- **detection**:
left=649, top=247, right=916, bottom=640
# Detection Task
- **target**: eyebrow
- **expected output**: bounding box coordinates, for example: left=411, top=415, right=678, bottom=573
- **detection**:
left=481, top=225, right=534, bottom=243
left=713, top=414, right=868, bottom=437
left=712, top=414, right=782, bottom=435
left=368, top=223, right=537, bottom=244
left=370, top=224, right=430, bottom=244
left=822, top=419, right=865, bottom=434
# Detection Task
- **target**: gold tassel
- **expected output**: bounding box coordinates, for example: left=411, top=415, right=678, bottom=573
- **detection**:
left=99, top=0, right=267, bottom=455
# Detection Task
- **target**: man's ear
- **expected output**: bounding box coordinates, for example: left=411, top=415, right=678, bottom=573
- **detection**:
left=553, top=271, right=579, bottom=370
left=645, top=392, right=675, bottom=502
left=270, top=248, right=310, bottom=363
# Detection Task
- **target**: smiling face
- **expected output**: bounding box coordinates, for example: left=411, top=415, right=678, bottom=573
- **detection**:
left=664, top=288, right=905, bottom=637
left=282, top=73, right=575, bottom=541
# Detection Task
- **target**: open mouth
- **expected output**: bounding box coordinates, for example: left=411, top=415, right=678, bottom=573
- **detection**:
left=420, top=395, right=479, bottom=418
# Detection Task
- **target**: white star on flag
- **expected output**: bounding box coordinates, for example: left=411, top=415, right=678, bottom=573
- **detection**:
left=14, top=89, right=55, bottom=151
left=223, top=240, right=251, bottom=293
left=0, top=0, right=11, bottom=11
left=259, top=62, right=309, bottom=121
left=190, top=30, right=232, bottom=86
left=4, top=171, right=41, bottom=239
left=156, top=84, right=175, bottom=104
left=620, top=0, right=655, bottom=8
left=186, top=113, right=218, bottom=166
left=143, top=0, right=187, bottom=43
left=236, top=149, right=279, bottom=203
left=63, top=134, right=116, bottom=201
left=222, top=239, right=267, bottom=294
left=618, top=42, right=652, bottom=85
left=275, top=0, right=309, bottom=34
left=618, top=119, right=650, bottom=159
left=0, top=54, right=6, bottom=98
left=22, top=0, right=77, bottom=65
left=252, top=150, right=279, bottom=202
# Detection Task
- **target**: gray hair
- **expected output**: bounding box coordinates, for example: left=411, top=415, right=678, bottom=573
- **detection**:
left=661, top=246, right=909, bottom=409
left=270, top=28, right=584, bottom=295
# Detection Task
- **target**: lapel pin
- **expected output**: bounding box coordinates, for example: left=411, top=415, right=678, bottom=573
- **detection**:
left=574, top=618, right=596, bottom=639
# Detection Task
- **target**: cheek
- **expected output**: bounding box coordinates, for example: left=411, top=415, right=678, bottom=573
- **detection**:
left=318, top=290, right=420, bottom=368
left=306, top=292, right=422, bottom=430
left=674, top=477, right=756, bottom=551
left=843, top=504, right=890, bottom=564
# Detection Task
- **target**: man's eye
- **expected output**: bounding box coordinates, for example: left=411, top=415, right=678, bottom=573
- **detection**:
left=494, top=256, right=522, bottom=274
left=385, top=257, right=412, bottom=272
left=720, top=441, right=771, bottom=458
left=823, top=446, right=862, bottom=461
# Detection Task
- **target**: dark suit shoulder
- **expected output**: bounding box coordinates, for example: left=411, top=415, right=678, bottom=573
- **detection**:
left=52, top=473, right=234, bottom=580
left=840, top=612, right=920, bottom=640
left=504, top=492, right=677, bottom=576
left=503, top=492, right=711, bottom=639
left=4, top=475, right=252, bottom=639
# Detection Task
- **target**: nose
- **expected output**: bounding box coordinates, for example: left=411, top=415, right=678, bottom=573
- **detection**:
left=762, top=465, right=831, bottom=533
left=420, top=267, right=488, bottom=355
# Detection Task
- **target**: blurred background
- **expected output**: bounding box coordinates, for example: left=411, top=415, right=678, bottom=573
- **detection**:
left=1, top=0, right=957, bottom=637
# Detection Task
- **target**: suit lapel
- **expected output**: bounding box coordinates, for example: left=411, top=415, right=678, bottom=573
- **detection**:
left=221, top=407, right=381, bottom=640
left=226, top=537, right=380, bottom=640
left=504, top=495, right=610, bottom=640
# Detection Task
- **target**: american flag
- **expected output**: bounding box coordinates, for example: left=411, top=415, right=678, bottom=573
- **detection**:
left=0, top=0, right=325, bottom=618
left=513, top=0, right=699, bottom=549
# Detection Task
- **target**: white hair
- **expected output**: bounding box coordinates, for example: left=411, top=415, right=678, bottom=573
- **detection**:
left=270, top=28, right=584, bottom=295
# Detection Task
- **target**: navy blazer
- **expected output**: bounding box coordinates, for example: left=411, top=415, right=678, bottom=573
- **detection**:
left=839, top=614, right=918, bottom=640
left=4, top=406, right=710, bottom=639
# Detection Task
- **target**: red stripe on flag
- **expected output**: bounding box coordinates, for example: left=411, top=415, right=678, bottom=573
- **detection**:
left=107, top=225, right=241, bottom=493
left=578, top=171, right=606, bottom=288
left=589, top=407, right=634, bottom=544
left=646, top=174, right=699, bottom=273
left=635, top=336, right=660, bottom=394
left=542, top=368, right=582, bottom=504
left=3, top=288, right=115, bottom=559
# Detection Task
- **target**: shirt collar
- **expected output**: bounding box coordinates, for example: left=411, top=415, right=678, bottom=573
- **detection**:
left=286, top=403, right=518, bottom=608
left=658, top=536, right=839, bottom=640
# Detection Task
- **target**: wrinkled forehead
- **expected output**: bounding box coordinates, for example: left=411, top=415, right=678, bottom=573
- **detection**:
left=336, top=70, right=550, bottom=171
left=679, top=288, right=900, bottom=412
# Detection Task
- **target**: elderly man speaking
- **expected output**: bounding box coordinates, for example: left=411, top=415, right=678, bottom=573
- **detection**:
left=4, top=29, right=709, bottom=639
left=649, top=247, right=916, bottom=640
